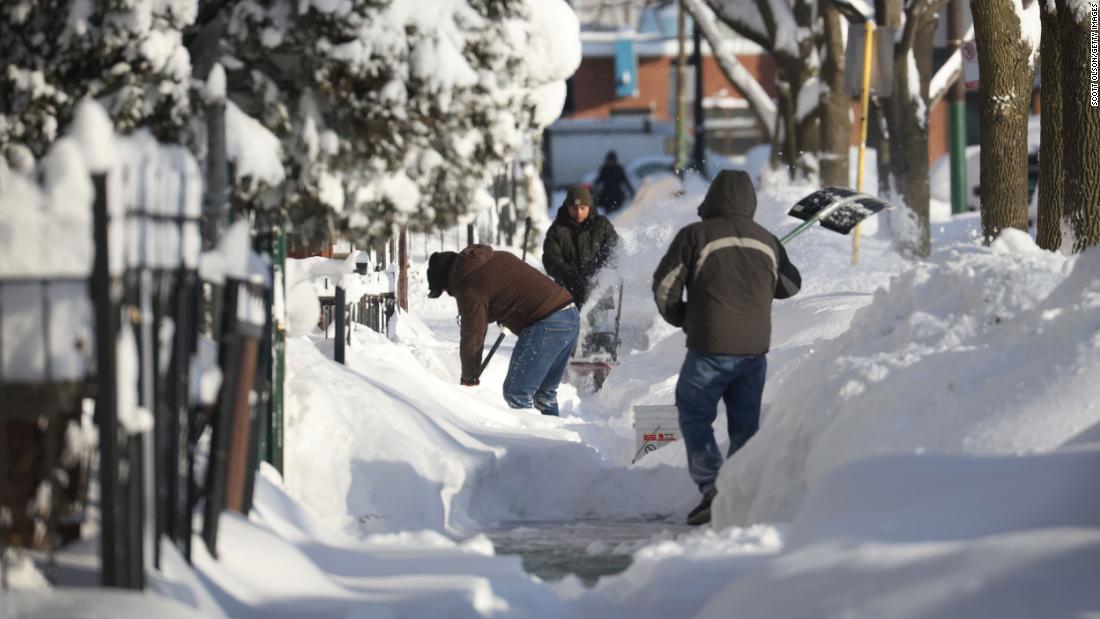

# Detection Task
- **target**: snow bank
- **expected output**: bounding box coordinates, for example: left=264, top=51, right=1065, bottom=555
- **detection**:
left=282, top=327, right=694, bottom=537
left=713, top=233, right=1099, bottom=527
left=692, top=446, right=1100, bottom=619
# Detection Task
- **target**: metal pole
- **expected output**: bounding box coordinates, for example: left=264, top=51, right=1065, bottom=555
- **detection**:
left=334, top=286, right=345, bottom=364
left=948, top=0, right=969, bottom=215
left=91, top=173, right=125, bottom=588
left=675, top=1, right=688, bottom=172
left=853, top=20, right=876, bottom=266
left=692, top=22, right=706, bottom=173
left=398, top=226, right=409, bottom=312
left=270, top=225, right=286, bottom=474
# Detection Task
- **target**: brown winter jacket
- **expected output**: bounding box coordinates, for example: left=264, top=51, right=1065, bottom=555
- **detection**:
left=651, top=170, right=801, bottom=355
left=449, top=245, right=574, bottom=379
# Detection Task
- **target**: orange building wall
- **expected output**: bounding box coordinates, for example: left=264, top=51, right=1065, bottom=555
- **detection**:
left=570, top=55, right=778, bottom=121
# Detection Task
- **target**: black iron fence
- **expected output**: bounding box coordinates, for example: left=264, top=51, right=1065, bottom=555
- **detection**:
left=0, top=132, right=286, bottom=590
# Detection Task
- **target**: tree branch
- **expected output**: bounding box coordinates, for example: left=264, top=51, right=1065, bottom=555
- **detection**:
left=683, top=0, right=777, bottom=137
left=703, top=0, right=774, bottom=51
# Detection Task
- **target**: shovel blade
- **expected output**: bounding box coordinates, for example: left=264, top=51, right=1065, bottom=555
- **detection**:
left=788, top=186, right=893, bottom=235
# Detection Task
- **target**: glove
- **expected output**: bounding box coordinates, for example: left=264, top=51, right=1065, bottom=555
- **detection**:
left=460, top=377, right=480, bottom=386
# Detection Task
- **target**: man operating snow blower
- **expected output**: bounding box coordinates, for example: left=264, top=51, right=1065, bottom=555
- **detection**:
left=427, top=245, right=579, bottom=416
left=543, top=185, right=623, bottom=388
left=652, top=169, right=802, bottom=526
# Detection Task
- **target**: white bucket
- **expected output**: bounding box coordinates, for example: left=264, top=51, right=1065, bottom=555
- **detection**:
left=632, top=405, right=680, bottom=463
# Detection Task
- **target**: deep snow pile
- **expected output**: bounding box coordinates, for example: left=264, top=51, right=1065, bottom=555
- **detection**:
left=711, top=229, right=1098, bottom=528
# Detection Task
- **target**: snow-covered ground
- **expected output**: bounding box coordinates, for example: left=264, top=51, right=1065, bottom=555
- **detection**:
left=11, top=177, right=1100, bottom=618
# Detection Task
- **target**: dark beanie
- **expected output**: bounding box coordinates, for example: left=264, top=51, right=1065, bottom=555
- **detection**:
left=562, top=185, right=593, bottom=209
left=426, top=251, right=457, bottom=298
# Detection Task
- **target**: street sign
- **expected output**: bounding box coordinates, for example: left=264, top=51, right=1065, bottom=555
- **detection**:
left=614, top=39, right=638, bottom=98
left=961, top=40, right=980, bottom=91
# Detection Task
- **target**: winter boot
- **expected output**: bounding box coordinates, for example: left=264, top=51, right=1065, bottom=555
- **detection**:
left=686, top=489, right=717, bottom=526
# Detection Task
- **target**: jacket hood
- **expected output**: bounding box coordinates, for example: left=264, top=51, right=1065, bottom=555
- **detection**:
left=451, top=244, right=495, bottom=286
left=697, top=169, right=757, bottom=219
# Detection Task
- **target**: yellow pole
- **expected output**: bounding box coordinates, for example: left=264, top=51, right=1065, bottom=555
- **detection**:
left=853, top=19, right=875, bottom=266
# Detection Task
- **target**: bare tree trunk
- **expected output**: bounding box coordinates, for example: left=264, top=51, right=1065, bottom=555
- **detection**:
left=772, top=81, right=800, bottom=174
left=1057, top=0, right=1100, bottom=251
left=1036, top=0, right=1064, bottom=250
left=887, top=11, right=937, bottom=257
left=971, top=0, right=1037, bottom=243
left=820, top=1, right=851, bottom=187
left=774, top=66, right=822, bottom=180
left=874, top=0, right=902, bottom=198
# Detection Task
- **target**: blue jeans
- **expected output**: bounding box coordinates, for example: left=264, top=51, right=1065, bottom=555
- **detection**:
left=675, top=349, right=767, bottom=495
left=503, top=306, right=580, bottom=416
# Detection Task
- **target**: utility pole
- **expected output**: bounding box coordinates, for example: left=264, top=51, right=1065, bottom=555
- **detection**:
left=948, top=0, right=969, bottom=215
left=691, top=21, right=706, bottom=173
left=675, top=1, right=688, bottom=172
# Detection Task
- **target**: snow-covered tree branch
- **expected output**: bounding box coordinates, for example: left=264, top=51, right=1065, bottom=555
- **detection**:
left=219, top=0, right=580, bottom=242
left=928, top=24, right=975, bottom=108
left=682, top=0, right=777, bottom=137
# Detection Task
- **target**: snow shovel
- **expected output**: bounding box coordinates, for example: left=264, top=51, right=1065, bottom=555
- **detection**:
left=781, top=186, right=892, bottom=245
left=475, top=215, right=532, bottom=379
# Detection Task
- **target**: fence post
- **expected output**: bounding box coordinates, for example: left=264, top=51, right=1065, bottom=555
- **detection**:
left=226, top=283, right=263, bottom=515
left=398, top=226, right=409, bottom=312
left=91, top=173, right=127, bottom=587
left=202, top=281, right=238, bottom=557
left=270, top=224, right=286, bottom=474
left=334, top=286, right=346, bottom=364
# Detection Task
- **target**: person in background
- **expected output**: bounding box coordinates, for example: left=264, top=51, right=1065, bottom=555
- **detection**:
left=651, top=170, right=801, bottom=526
left=593, top=151, right=634, bottom=213
left=542, top=185, right=619, bottom=308
left=426, top=245, right=579, bottom=416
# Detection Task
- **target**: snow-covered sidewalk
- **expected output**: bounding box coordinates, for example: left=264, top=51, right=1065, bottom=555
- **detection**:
left=14, top=182, right=1100, bottom=618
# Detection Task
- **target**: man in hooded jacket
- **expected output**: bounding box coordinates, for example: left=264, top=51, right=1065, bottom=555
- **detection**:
left=542, top=185, right=620, bottom=308
left=427, top=245, right=579, bottom=416
left=652, top=169, right=801, bottom=526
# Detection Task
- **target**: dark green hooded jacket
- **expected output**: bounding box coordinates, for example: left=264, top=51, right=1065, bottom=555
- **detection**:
left=651, top=170, right=801, bottom=354
left=542, top=207, right=619, bottom=306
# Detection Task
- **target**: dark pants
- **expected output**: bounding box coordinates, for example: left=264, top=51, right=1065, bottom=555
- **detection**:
left=502, top=306, right=580, bottom=416
left=675, top=349, right=767, bottom=495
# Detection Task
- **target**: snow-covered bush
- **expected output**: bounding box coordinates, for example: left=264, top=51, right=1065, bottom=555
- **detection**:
left=0, top=0, right=197, bottom=157
left=222, top=0, right=580, bottom=242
